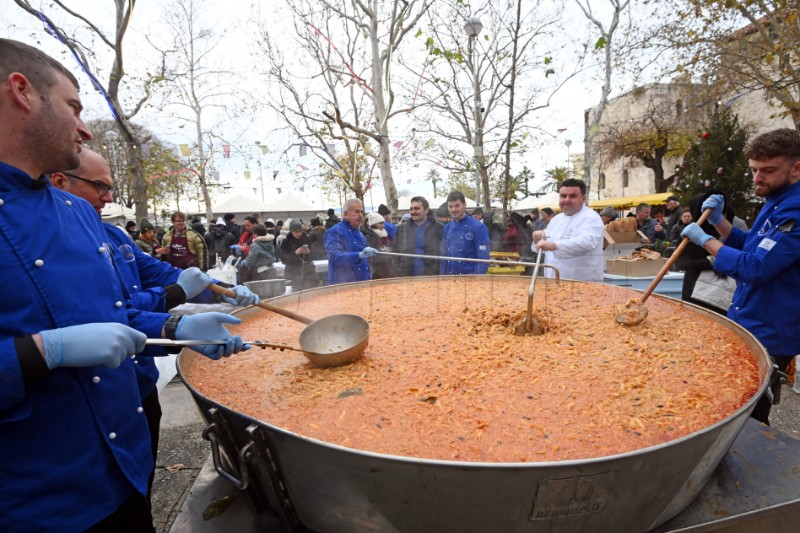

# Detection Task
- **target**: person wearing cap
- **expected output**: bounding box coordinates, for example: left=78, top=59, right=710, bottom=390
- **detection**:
left=281, top=219, right=318, bottom=291
left=362, top=212, right=396, bottom=279
left=325, top=199, right=376, bottom=284
left=378, top=203, right=397, bottom=240
left=204, top=217, right=237, bottom=267
left=664, top=195, right=682, bottom=237
left=135, top=218, right=162, bottom=257
left=598, top=206, right=618, bottom=225
left=125, top=219, right=139, bottom=240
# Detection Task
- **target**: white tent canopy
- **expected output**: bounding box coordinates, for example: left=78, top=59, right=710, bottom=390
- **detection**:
left=212, top=194, right=272, bottom=215
left=101, top=202, right=135, bottom=227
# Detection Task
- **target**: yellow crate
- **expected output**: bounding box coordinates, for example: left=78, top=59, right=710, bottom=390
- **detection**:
left=488, top=251, right=525, bottom=275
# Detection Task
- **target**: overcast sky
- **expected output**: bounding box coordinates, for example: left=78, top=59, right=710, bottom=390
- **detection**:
left=2, top=0, right=631, bottom=211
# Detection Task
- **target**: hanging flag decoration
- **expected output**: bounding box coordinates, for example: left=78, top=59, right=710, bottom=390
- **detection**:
left=259, top=144, right=269, bottom=155
left=277, top=188, right=282, bottom=194
left=426, top=138, right=436, bottom=148
left=179, top=144, right=191, bottom=157
left=244, top=170, right=251, bottom=179
left=393, top=140, right=404, bottom=149
left=140, top=142, right=150, bottom=158
left=299, top=164, right=309, bottom=171
left=273, top=171, right=279, bottom=179
left=300, top=145, right=308, bottom=156
left=223, top=144, right=231, bottom=158
left=299, top=185, right=305, bottom=192
left=407, top=178, right=412, bottom=184
left=556, top=128, right=567, bottom=134
left=325, top=143, right=335, bottom=155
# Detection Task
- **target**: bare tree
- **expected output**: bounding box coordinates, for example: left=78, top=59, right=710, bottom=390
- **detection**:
left=576, top=0, right=631, bottom=198
left=410, top=0, right=574, bottom=214
left=255, top=0, right=432, bottom=211
left=14, top=0, right=166, bottom=221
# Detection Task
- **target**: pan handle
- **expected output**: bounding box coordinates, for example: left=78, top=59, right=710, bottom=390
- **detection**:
left=202, top=421, right=253, bottom=490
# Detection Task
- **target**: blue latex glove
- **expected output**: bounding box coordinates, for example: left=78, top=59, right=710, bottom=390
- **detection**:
left=223, top=285, right=260, bottom=307
left=174, top=312, right=248, bottom=360
left=358, top=246, right=378, bottom=259
left=177, top=267, right=214, bottom=299
left=702, top=194, right=725, bottom=225
left=230, top=245, right=243, bottom=256
left=40, top=323, right=146, bottom=370
left=681, top=223, right=714, bottom=247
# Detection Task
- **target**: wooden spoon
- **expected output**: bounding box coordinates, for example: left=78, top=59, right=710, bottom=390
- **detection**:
left=615, top=207, right=712, bottom=326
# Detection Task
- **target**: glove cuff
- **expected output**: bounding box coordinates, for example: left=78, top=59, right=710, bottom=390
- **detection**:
left=39, top=330, right=62, bottom=369
left=709, top=213, right=723, bottom=225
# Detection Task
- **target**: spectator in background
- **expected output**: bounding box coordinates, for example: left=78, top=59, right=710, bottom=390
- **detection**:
left=191, top=217, right=206, bottom=237
left=204, top=217, right=236, bottom=267
left=664, top=195, right=682, bottom=236
left=224, top=212, right=241, bottom=241
left=281, top=220, right=317, bottom=291
left=362, top=212, right=396, bottom=279
left=307, top=217, right=327, bottom=260
left=635, top=203, right=666, bottom=243
left=471, top=207, right=484, bottom=221
left=240, top=224, right=277, bottom=282
left=527, top=208, right=544, bottom=231
left=393, top=196, right=444, bottom=276
left=670, top=209, right=693, bottom=247
left=135, top=218, right=162, bottom=258
left=440, top=191, right=490, bottom=275
left=325, top=199, right=376, bottom=284
left=125, top=220, right=138, bottom=240
left=231, top=215, right=258, bottom=258
left=324, top=207, right=340, bottom=229
left=598, top=206, right=618, bottom=225
left=539, top=207, right=555, bottom=230
left=378, top=203, right=397, bottom=240
left=158, top=211, right=208, bottom=270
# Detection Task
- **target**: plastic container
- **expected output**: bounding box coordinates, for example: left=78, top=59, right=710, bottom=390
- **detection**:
left=208, top=267, right=236, bottom=286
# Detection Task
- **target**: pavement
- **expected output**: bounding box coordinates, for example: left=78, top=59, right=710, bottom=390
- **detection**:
left=151, top=372, right=800, bottom=532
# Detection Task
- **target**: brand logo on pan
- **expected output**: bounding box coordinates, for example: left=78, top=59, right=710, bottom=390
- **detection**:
left=530, top=472, right=615, bottom=520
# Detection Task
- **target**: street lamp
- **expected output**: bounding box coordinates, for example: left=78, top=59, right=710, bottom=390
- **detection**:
left=564, top=138, right=572, bottom=172
left=464, top=16, right=483, bottom=206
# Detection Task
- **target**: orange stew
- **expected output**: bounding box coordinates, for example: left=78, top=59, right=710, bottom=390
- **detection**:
left=185, top=277, right=761, bottom=462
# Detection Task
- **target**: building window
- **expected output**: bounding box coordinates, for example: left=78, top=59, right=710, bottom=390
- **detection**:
left=622, top=169, right=629, bottom=188
left=599, top=172, right=606, bottom=190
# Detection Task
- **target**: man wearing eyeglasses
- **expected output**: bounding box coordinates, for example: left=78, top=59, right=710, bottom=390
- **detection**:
left=50, top=148, right=259, bottom=499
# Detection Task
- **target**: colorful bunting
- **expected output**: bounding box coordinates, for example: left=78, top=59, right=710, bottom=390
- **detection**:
left=179, top=144, right=191, bottom=157
left=223, top=144, right=230, bottom=158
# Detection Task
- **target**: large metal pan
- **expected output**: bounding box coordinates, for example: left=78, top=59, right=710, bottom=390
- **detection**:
left=178, top=277, right=772, bottom=533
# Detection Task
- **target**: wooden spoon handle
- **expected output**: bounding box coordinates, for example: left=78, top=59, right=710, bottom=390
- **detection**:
left=208, top=283, right=314, bottom=325
left=640, top=207, right=712, bottom=304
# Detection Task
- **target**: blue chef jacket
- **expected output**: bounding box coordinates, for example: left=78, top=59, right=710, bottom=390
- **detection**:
left=0, top=162, right=153, bottom=531
left=325, top=219, right=371, bottom=284
left=440, top=215, right=491, bottom=275
left=714, top=180, right=800, bottom=356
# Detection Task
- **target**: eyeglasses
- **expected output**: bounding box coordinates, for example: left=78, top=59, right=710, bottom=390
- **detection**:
left=62, top=172, right=116, bottom=196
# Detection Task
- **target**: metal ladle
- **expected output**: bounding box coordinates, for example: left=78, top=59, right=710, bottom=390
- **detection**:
left=205, top=284, right=370, bottom=367
left=513, top=244, right=545, bottom=336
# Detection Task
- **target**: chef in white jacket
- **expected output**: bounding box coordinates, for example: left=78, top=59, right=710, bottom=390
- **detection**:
left=532, top=178, right=605, bottom=282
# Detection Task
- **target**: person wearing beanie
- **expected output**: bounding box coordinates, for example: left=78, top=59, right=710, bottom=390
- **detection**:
left=223, top=213, right=241, bottom=241
left=125, top=220, right=139, bottom=240
left=598, top=206, right=618, bottom=225
left=191, top=217, right=206, bottom=237
left=204, top=217, right=236, bottom=266
left=280, top=218, right=317, bottom=291
left=362, top=212, right=396, bottom=279
left=377, top=203, right=397, bottom=239
left=135, top=218, right=162, bottom=257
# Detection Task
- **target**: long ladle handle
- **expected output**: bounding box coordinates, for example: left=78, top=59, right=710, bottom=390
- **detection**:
left=640, top=207, right=712, bottom=304
left=208, top=283, right=314, bottom=325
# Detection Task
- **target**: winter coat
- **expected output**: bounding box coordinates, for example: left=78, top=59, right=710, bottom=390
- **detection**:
left=204, top=225, right=237, bottom=266
left=392, top=217, right=444, bottom=276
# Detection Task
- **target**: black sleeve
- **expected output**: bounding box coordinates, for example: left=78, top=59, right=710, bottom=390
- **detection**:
left=15, top=335, right=51, bottom=386
left=163, top=283, right=188, bottom=310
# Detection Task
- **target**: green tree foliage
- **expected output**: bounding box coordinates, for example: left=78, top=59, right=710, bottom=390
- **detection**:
left=673, top=106, right=753, bottom=217
left=537, top=166, right=573, bottom=194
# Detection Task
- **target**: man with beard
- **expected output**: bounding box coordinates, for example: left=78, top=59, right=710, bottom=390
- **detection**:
left=325, top=198, right=376, bottom=284
left=681, top=128, right=800, bottom=425
left=532, top=178, right=605, bottom=282
left=392, top=196, right=444, bottom=276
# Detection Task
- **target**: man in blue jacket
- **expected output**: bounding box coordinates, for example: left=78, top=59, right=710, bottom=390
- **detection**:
left=440, top=191, right=491, bottom=275
left=681, top=128, right=800, bottom=425
left=0, top=39, right=246, bottom=532
left=325, top=198, right=377, bottom=284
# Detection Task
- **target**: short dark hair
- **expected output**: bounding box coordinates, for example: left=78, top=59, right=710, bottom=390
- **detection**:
left=446, top=191, right=466, bottom=204
left=471, top=207, right=483, bottom=215
left=541, top=207, right=555, bottom=217
left=635, top=203, right=651, bottom=213
left=223, top=213, right=235, bottom=222
left=746, top=128, right=800, bottom=161
left=378, top=204, right=391, bottom=216
left=0, top=38, right=79, bottom=92
left=243, top=215, right=258, bottom=225
left=253, top=224, right=267, bottom=236
left=559, top=178, right=586, bottom=195
left=410, top=196, right=429, bottom=210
